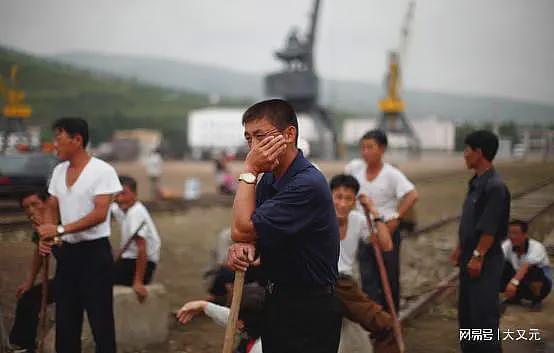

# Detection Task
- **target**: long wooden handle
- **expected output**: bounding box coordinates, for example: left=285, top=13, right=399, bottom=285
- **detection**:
left=221, top=270, right=245, bottom=353
left=371, top=241, right=405, bottom=353
left=38, top=256, right=50, bottom=353
left=361, top=207, right=405, bottom=353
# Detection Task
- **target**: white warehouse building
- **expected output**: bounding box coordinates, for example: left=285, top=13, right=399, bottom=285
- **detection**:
left=342, top=116, right=455, bottom=151
left=187, top=107, right=319, bottom=159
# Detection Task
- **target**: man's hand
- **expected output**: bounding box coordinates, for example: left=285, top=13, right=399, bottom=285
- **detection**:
left=37, top=224, right=57, bottom=240
left=15, top=281, right=33, bottom=299
left=244, top=135, right=286, bottom=174
left=227, top=243, right=256, bottom=272
left=38, top=239, right=54, bottom=257
left=505, top=283, right=517, bottom=299
left=449, top=247, right=461, bottom=267
left=133, top=282, right=148, bottom=303
left=466, top=257, right=483, bottom=278
left=176, top=300, right=208, bottom=325
left=386, top=219, right=399, bottom=234
left=358, top=194, right=376, bottom=214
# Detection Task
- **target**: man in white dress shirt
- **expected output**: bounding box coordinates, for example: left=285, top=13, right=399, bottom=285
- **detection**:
left=38, top=117, right=122, bottom=353
left=501, top=220, right=551, bottom=308
left=111, top=175, right=161, bottom=303
left=330, top=174, right=399, bottom=353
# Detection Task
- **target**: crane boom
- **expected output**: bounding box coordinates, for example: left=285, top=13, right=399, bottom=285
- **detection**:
left=376, top=0, right=420, bottom=152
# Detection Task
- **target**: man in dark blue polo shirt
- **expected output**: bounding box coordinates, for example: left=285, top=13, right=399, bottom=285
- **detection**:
left=227, top=99, right=341, bottom=353
left=450, top=130, right=510, bottom=353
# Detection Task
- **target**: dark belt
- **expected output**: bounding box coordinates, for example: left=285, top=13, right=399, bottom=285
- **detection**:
left=265, top=280, right=335, bottom=296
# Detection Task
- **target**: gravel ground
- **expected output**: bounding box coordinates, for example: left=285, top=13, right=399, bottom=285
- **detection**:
left=1, top=158, right=553, bottom=353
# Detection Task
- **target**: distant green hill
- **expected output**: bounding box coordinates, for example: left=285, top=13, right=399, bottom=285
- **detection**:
left=0, top=46, right=250, bottom=155
left=53, top=51, right=554, bottom=124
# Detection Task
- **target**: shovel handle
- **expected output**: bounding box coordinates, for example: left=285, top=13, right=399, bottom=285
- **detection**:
left=221, top=270, right=245, bottom=353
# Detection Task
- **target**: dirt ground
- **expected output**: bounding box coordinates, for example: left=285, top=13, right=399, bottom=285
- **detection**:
left=1, top=156, right=553, bottom=352
left=404, top=207, right=554, bottom=353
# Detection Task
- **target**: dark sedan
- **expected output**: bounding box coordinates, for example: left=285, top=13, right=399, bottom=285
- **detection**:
left=0, top=153, right=59, bottom=199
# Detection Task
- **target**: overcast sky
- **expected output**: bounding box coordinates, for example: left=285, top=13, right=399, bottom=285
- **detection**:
left=1, top=0, right=553, bottom=105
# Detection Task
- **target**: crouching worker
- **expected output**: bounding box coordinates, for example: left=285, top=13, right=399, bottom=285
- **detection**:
left=501, top=220, right=552, bottom=309
left=177, top=283, right=265, bottom=353
left=330, top=174, right=400, bottom=353
left=111, top=175, right=161, bottom=303
left=9, top=190, right=55, bottom=353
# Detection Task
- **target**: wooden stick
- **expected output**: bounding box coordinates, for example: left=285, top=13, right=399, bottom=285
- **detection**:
left=371, top=241, right=405, bottom=353
left=221, top=270, right=245, bottom=353
left=38, top=255, right=50, bottom=353
left=362, top=211, right=405, bottom=353
left=0, top=304, right=9, bottom=353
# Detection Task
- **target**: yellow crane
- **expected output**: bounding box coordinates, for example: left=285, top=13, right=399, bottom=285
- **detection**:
left=0, top=64, right=32, bottom=119
left=1, top=64, right=34, bottom=152
left=377, top=1, right=420, bottom=151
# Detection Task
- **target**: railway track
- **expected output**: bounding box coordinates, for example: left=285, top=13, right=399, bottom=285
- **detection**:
left=399, top=178, right=554, bottom=323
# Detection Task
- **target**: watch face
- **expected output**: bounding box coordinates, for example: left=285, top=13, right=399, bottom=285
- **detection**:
left=242, top=173, right=256, bottom=183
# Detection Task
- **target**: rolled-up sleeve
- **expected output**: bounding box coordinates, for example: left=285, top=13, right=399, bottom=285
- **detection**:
left=252, top=181, right=319, bottom=250
left=476, top=183, right=508, bottom=238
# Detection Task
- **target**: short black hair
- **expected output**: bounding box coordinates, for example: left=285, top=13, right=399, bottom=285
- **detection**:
left=239, top=283, right=265, bottom=339
left=19, top=189, right=49, bottom=207
left=464, top=130, right=499, bottom=162
left=509, top=219, right=528, bottom=233
left=242, top=99, right=299, bottom=144
left=52, top=117, right=89, bottom=148
left=360, top=129, right=388, bottom=148
left=119, top=175, right=137, bottom=194
left=330, top=174, right=360, bottom=194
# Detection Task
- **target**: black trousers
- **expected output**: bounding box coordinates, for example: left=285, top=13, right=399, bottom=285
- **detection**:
left=9, top=280, right=55, bottom=351
left=113, top=258, right=156, bottom=286
left=261, top=285, right=342, bottom=353
left=458, top=252, right=503, bottom=353
left=500, top=262, right=552, bottom=303
left=9, top=257, right=156, bottom=352
left=54, top=237, right=116, bottom=353
left=358, top=228, right=401, bottom=312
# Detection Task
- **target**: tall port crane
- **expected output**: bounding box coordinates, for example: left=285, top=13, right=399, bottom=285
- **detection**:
left=377, top=1, right=421, bottom=152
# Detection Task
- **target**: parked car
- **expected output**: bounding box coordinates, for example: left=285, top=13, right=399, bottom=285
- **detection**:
left=0, top=152, right=58, bottom=199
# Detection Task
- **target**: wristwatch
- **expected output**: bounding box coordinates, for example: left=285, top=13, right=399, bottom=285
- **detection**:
left=472, top=249, right=482, bottom=260
left=57, top=225, right=65, bottom=235
left=238, top=172, right=257, bottom=185
left=372, top=214, right=385, bottom=223
left=510, top=278, right=520, bottom=286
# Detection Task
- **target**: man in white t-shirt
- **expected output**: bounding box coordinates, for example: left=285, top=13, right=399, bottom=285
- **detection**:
left=345, top=129, right=418, bottom=311
left=111, top=175, right=161, bottom=303
left=37, top=117, right=122, bottom=353
left=330, top=174, right=400, bottom=353
left=501, top=220, right=552, bottom=308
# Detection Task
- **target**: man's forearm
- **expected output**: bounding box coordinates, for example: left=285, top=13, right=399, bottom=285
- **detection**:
left=44, top=197, right=59, bottom=226
left=513, top=262, right=530, bottom=282
left=27, top=248, right=43, bottom=283
left=375, top=221, right=393, bottom=252
left=134, top=242, right=147, bottom=285
left=476, top=233, right=495, bottom=256
left=63, top=208, right=108, bottom=234
left=397, top=190, right=418, bottom=218
left=231, top=178, right=257, bottom=242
